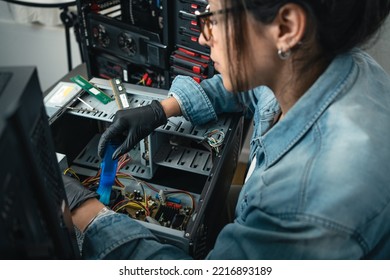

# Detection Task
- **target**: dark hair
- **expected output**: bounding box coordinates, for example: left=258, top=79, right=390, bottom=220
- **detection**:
left=222, top=0, right=390, bottom=92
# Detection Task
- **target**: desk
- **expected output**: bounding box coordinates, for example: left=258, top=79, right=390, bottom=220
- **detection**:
left=2, top=0, right=79, bottom=71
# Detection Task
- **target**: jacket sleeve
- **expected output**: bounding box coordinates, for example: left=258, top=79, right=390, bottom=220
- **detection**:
left=169, top=75, right=258, bottom=125
left=82, top=212, right=193, bottom=260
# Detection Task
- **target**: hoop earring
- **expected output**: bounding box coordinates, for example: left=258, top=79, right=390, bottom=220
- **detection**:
left=278, top=48, right=291, bottom=60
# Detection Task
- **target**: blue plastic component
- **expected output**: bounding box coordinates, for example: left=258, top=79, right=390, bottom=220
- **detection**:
left=154, top=193, right=181, bottom=204
left=167, top=196, right=181, bottom=204
left=97, top=143, right=118, bottom=205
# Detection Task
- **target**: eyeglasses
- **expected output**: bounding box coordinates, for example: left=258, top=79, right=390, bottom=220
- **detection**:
left=196, top=5, right=232, bottom=41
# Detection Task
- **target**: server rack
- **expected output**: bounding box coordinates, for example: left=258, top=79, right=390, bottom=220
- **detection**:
left=76, top=0, right=214, bottom=88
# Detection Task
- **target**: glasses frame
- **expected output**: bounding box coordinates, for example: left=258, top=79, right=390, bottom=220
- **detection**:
left=196, top=6, right=234, bottom=41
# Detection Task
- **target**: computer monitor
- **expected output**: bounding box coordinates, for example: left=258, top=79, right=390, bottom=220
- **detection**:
left=0, top=66, right=79, bottom=259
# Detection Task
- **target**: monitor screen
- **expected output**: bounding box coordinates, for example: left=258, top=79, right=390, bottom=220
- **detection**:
left=0, top=66, right=79, bottom=259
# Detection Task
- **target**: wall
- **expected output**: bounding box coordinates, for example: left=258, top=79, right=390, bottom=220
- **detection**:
left=0, top=2, right=81, bottom=91
left=366, top=17, right=390, bottom=74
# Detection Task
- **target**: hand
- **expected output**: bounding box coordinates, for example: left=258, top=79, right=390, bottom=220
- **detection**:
left=98, top=100, right=167, bottom=160
left=62, top=174, right=100, bottom=211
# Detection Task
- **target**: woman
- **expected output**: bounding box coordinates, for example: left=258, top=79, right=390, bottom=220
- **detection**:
left=68, top=0, right=390, bottom=259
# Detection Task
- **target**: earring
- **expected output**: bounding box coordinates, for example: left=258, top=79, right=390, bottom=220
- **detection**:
left=278, top=48, right=291, bottom=60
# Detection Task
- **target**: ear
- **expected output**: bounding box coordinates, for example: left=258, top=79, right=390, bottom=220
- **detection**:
left=272, top=3, right=306, bottom=52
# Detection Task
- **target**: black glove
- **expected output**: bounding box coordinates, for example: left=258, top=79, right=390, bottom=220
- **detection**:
left=62, top=174, right=100, bottom=211
left=98, top=100, right=167, bottom=160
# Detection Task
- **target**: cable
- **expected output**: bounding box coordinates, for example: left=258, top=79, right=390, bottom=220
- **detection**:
left=78, top=153, right=195, bottom=220
left=166, top=190, right=195, bottom=213
left=202, top=129, right=225, bottom=154
left=129, top=0, right=135, bottom=25
left=63, top=167, right=80, bottom=181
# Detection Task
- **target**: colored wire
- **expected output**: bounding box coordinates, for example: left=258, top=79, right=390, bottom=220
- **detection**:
left=82, top=154, right=130, bottom=189
left=166, top=190, right=196, bottom=211
left=77, top=154, right=194, bottom=215
left=137, top=73, right=148, bottom=85
left=63, top=167, right=80, bottom=181
left=203, top=129, right=225, bottom=154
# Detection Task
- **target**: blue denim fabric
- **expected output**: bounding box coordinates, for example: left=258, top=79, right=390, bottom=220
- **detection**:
left=83, top=49, right=390, bottom=259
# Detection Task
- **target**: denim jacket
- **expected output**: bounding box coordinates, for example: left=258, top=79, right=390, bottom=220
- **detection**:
left=82, top=49, right=390, bottom=259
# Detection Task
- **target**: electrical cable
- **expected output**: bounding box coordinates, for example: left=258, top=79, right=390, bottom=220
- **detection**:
left=129, top=0, right=135, bottom=25
left=200, top=129, right=225, bottom=155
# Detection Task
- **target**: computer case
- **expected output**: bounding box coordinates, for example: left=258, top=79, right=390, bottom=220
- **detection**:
left=51, top=78, right=243, bottom=258
left=0, top=66, right=79, bottom=259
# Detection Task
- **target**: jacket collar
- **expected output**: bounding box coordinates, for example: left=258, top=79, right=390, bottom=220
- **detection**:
left=261, top=51, right=358, bottom=168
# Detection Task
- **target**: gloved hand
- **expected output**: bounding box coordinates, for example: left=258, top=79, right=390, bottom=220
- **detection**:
left=98, top=100, right=167, bottom=160
left=62, top=174, right=100, bottom=212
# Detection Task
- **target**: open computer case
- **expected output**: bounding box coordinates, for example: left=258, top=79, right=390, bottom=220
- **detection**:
left=50, top=77, right=243, bottom=259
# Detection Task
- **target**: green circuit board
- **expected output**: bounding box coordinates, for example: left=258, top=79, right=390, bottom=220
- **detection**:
left=70, top=75, right=113, bottom=104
